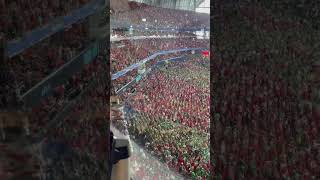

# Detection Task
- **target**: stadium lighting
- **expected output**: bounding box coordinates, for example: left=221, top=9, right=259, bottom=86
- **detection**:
left=142, top=18, right=146, bottom=22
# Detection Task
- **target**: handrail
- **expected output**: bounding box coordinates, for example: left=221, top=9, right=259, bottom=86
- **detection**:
left=6, top=0, right=105, bottom=58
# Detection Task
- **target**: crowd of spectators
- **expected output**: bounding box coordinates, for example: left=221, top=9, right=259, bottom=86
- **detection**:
left=0, top=0, right=91, bottom=40
left=122, top=56, right=210, bottom=179
left=28, top=56, right=104, bottom=137
left=111, top=37, right=209, bottom=73
left=0, top=1, right=109, bottom=178
left=7, top=21, right=90, bottom=95
left=0, top=139, right=41, bottom=179
left=0, top=76, right=20, bottom=110
left=112, top=50, right=199, bottom=92
left=113, top=69, right=138, bottom=92
left=0, top=54, right=107, bottom=180
left=112, top=52, right=186, bottom=97
left=111, top=1, right=209, bottom=30
left=39, top=80, right=107, bottom=180
left=212, top=3, right=319, bottom=179
left=128, top=57, right=209, bottom=132
left=111, top=30, right=196, bottom=39
left=0, top=36, right=20, bottom=110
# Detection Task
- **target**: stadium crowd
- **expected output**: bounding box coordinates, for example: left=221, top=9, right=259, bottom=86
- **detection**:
left=0, top=140, right=41, bottom=179
left=128, top=58, right=209, bottom=132
left=111, top=30, right=196, bottom=39
left=111, top=1, right=209, bottom=29
left=0, top=76, right=20, bottom=110
left=112, top=69, right=138, bottom=92
left=0, top=0, right=91, bottom=40
left=212, top=3, right=319, bottom=179
left=111, top=38, right=209, bottom=73
left=8, top=21, right=89, bottom=93
left=111, top=50, right=200, bottom=92
left=0, top=0, right=110, bottom=179
left=28, top=56, right=104, bottom=136
left=7, top=21, right=90, bottom=94
left=123, top=56, right=210, bottom=179
left=40, top=80, right=107, bottom=180
left=0, top=54, right=106, bottom=180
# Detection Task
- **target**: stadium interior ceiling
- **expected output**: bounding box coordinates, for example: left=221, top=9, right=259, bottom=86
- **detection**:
left=129, top=0, right=205, bottom=11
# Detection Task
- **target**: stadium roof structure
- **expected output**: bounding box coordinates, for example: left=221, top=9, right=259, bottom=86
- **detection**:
left=129, top=0, right=206, bottom=11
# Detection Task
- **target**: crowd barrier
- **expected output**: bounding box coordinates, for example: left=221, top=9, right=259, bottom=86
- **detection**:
left=5, top=0, right=105, bottom=58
